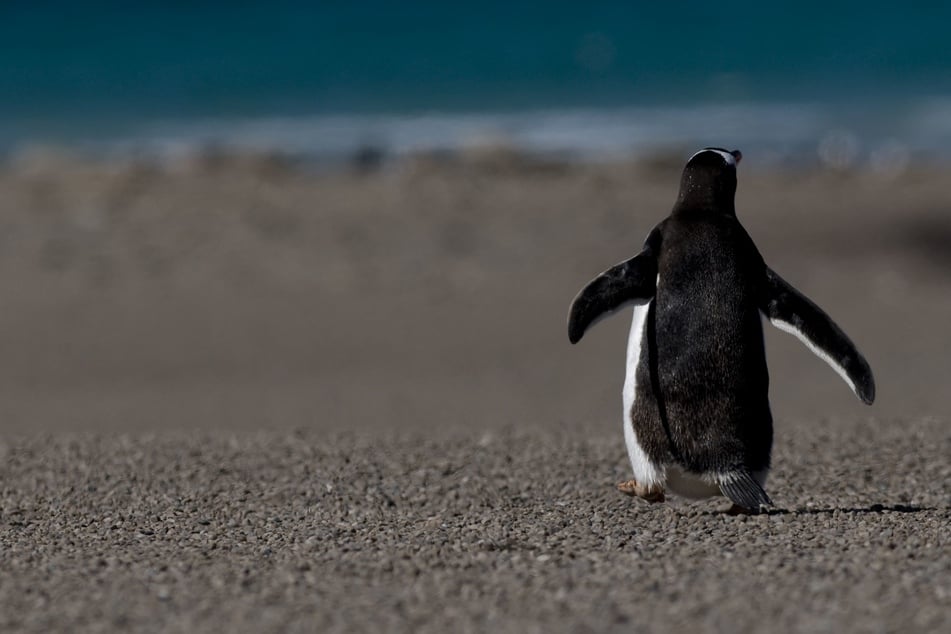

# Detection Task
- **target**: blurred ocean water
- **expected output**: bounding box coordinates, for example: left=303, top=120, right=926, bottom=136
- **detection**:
left=2, top=2, right=951, bottom=165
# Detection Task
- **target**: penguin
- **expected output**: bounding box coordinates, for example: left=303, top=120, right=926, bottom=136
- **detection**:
left=567, top=148, right=875, bottom=512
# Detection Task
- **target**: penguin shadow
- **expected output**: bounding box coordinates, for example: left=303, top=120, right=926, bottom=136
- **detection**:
left=694, top=502, right=936, bottom=517
left=763, top=503, right=935, bottom=517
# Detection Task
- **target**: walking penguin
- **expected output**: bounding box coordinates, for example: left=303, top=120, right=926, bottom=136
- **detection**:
left=567, top=148, right=875, bottom=512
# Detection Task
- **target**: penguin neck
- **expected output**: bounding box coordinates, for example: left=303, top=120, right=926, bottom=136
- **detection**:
left=675, top=169, right=737, bottom=216
left=673, top=195, right=736, bottom=218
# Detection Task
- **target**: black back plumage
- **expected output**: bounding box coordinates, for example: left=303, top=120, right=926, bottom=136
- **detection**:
left=634, top=200, right=773, bottom=476
left=633, top=150, right=771, bottom=475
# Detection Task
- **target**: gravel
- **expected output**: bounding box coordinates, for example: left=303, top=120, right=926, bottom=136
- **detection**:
left=1, top=418, right=947, bottom=633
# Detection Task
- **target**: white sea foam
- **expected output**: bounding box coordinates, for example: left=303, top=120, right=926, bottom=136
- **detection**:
left=20, top=101, right=951, bottom=167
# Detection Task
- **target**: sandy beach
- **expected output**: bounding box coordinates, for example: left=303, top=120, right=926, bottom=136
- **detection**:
left=0, top=151, right=948, bottom=632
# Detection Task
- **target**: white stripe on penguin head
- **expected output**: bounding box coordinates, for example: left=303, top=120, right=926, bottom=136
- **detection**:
left=688, top=148, right=736, bottom=166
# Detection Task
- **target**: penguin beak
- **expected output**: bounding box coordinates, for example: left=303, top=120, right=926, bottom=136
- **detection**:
left=731, top=149, right=743, bottom=164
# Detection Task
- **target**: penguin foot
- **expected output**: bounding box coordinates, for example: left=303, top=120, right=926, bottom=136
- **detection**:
left=616, top=480, right=665, bottom=503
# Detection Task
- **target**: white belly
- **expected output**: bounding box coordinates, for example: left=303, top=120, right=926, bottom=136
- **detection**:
left=666, top=466, right=723, bottom=499
left=622, top=302, right=663, bottom=488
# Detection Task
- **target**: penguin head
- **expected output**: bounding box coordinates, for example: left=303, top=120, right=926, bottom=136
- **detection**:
left=676, top=147, right=742, bottom=213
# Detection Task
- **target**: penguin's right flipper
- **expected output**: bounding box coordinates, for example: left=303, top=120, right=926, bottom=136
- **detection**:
left=567, top=251, right=657, bottom=344
left=718, top=470, right=772, bottom=511
left=760, top=267, right=876, bottom=404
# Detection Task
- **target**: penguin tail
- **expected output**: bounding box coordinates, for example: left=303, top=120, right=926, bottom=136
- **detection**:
left=718, top=470, right=772, bottom=512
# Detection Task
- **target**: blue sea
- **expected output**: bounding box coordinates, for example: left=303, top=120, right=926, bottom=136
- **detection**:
left=3, top=2, right=951, bottom=166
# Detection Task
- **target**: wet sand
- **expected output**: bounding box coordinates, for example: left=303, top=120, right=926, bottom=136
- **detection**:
left=0, top=152, right=948, bottom=631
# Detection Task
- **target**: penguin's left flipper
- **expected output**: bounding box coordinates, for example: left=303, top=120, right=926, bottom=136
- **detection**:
left=761, top=267, right=876, bottom=404
left=567, top=252, right=657, bottom=344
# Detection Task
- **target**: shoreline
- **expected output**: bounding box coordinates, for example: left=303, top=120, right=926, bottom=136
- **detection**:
left=1, top=139, right=937, bottom=182
left=5, top=98, right=951, bottom=171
